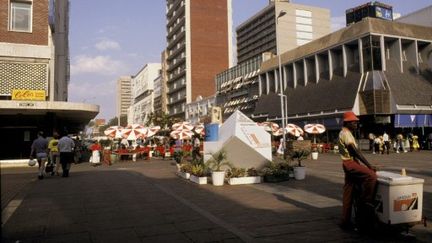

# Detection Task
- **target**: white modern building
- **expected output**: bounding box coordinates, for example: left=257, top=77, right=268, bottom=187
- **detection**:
left=185, top=95, right=216, bottom=124
left=129, top=63, right=162, bottom=124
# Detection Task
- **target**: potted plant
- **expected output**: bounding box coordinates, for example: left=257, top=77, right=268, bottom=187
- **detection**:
left=227, top=167, right=262, bottom=185
left=206, top=150, right=231, bottom=186
left=177, top=162, right=192, bottom=179
left=311, top=143, right=319, bottom=160
left=189, top=164, right=208, bottom=184
left=261, top=159, right=291, bottom=183
left=289, top=149, right=310, bottom=180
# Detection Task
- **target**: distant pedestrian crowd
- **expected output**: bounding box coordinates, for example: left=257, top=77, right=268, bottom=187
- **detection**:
left=368, top=131, right=423, bottom=155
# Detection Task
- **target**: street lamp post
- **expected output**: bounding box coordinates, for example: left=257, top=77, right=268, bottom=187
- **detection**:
left=277, top=10, right=287, bottom=157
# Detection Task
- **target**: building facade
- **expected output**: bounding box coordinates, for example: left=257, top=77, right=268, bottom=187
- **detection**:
left=0, top=0, right=99, bottom=159
left=165, top=0, right=232, bottom=118
left=116, top=76, right=132, bottom=120
left=129, top=63, right=161, bottom=125
left=185, top=95, right=216, bottom=124
left=254, top=17, right=432, bottom=140
left=216, top=0, right=330, bottom=120
left=236, top=0, right=330, bottom=63
left=395, top=5, right=432, bottom=27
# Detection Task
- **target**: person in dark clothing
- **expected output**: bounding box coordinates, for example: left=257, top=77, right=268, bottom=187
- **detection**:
left=30, top=131, right=49, bottom=180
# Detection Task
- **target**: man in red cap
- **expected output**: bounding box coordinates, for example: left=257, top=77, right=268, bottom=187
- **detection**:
left=338, top=111, right=377, bottom=230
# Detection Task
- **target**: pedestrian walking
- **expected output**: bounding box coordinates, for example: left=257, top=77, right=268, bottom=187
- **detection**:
left=30, top=131, right=49, bottom=180
left=382, top=132, right=390, bottom=155
left=48, top=132, right=60, bottom=176
left=89, top=140, right=102, bottom=166
left=58, top=130, right=75, bottom=177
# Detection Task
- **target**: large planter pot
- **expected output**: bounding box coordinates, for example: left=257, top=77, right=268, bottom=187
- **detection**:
left=211, top=171, right=225, bottom=186
left=263, top=174, right=290, bottom=183
left=190, top=175, right=207, bottom=184
left=293, top=166, right=306, bottom=180
left=228, top=176, right=262, bottom=185
left=177, top=171, right=190, bottom=180
left=311, top=152, right=319, bottom=160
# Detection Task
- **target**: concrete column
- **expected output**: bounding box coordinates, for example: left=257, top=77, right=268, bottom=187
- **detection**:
left=303, top=59, right=308, bottom=86
left=258, top=74, right=262, bottom=95
left=380, top=35, right=386, bottom=71
left=358, top=38, right=364, bottom=75
left=342, top=44, right=348, bottom=77
left=315, top=54, right=320, bottom=83
left=274, top=69, right=279, bottom=93
left=328, top=50, right=333, bottom=80
left=266, top=72, right=270, bottom=94
left=293, top=62, right=297, bottom=89
left=283, top=65, right=287, bottom=90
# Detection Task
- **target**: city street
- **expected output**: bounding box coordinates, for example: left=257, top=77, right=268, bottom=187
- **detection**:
left=2, top=151, right=431, bottom=243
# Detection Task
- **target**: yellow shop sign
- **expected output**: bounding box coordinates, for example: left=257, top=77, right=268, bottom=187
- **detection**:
left=12, top=90, right=46, bottom=101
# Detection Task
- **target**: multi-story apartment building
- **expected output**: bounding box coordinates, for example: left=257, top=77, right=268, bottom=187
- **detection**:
left=216, top=0, right=331, bottom=119
left=0, top=0, right=98, bottom=159
left=254, top=17, right=432, bottom=140
left=128, top=64, right=161, bottom=125
left=116, top=76, right=132, bottom=120
left=165, top=0, right=232, bottom=118
left=236, top=0, right=330, bottom=64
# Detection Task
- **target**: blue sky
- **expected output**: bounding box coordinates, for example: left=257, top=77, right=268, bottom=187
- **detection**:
left=68, top=0, right=431, bottom=120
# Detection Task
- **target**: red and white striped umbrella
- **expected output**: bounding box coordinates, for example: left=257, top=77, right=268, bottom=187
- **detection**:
left=146, top=126, right=161, bottom=137
left=304, top=124, right=326, bottom=134
left=122, top=124, right=147, bottom=140
left=284, top=124, right=304, bottom=137
left=273, top=128, right=284, bottom=137
left=193, top=123, right=205, bottom=136
left=172, top=121, right=194, bottom=131
left=258, top=122, right=280, bottom=134
left=170, top=130, right=194, bottom=140
left=104, top=126, right=124, bottom=139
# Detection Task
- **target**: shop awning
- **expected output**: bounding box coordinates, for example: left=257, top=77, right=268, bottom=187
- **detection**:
left=394, top=114, right=432, bottom=128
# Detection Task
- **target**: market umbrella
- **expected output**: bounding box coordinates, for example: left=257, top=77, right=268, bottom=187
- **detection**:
left=146, top=126, right=161, bottom=138
left=122, top=124, right=147, bottom=140
left=273, top=128, right=284, bottom=137
left=258, top=121, right=280, bottom=134
left=193, top=123, right=205, bottom=136
left=304, top=123, right=326, bottom=143
left=170, top=130, right=194, bottom=140
left=171, top=121, right=194, bottom=131
left=104, top=126, right=124, bottom=139
left=284, top=124, right=304, bottom=137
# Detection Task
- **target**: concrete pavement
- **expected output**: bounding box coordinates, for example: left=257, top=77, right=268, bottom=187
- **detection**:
left=2, top=151, right=431, bottom=242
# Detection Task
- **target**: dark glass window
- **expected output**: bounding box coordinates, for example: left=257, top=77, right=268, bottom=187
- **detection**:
left=362, top=35, right=382, bottom=71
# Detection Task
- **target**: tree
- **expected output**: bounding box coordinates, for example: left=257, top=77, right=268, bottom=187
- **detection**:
left=145, top=111, right=182, bottom=130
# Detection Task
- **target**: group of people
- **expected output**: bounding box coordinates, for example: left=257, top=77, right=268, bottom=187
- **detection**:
left=30, top=130, right=75, bottom=179
left=368, top=131, right=421, bottom=154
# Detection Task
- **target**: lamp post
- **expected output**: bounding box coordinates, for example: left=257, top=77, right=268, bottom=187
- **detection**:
left=277, top=10, right=287, bottom=157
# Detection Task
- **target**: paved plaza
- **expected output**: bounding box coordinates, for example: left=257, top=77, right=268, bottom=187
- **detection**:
left=1, top=151, right=431, bottom=243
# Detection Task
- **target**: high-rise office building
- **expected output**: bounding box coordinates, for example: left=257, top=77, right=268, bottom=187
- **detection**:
left=165, top=0, right=232, bottom=118
left=116, top=76, right=132, bottom=119
left=236, top=0, right=330, bottom=64
left=216, top=0, right=331, bottom=119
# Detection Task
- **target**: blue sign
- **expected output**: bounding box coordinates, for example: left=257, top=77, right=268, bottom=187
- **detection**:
left=395, top=114, right=432, bottom=128
left=375, top=6, right=393, bottom=20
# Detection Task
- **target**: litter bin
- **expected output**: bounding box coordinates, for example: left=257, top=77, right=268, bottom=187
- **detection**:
left=375, top=171, right=424, bottom=225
